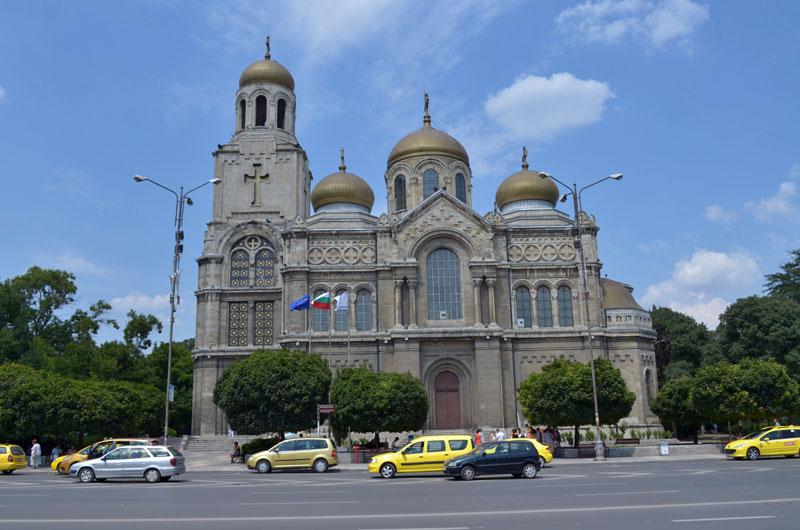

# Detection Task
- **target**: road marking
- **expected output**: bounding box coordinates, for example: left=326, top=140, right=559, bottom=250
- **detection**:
left=249, top=490, right=347, bottom=494
left=574, top=489, right=679, bottom=497
left=0, top=494, right=51, bottom=497
left=671, top=516, right=776, bottom=523
left=2, top=496, right=799, bottom=524
left=240, top=500, right=359, bottom=505
left=359, top=527, right=469, bottom=530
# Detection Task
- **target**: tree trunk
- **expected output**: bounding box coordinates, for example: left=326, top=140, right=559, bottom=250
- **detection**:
left=692, top=425, right=698, bottom=445
left=574, top=425, right=580, bottom=448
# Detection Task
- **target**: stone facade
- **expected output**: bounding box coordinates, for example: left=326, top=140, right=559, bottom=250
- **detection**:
left=191, top=47, right=658, bottom=435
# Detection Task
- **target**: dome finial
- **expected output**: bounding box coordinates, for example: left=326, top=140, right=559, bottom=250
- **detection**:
left=339, top=147, right=347, bottom=173
left=522, top=146, right=529, bottom=171
left=265, top=35, right=271, bottom=60
left=423, top=92, right=431, bottom=127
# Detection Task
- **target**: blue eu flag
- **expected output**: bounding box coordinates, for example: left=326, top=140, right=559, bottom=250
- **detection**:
left=290, top=294, right=310, bottom=311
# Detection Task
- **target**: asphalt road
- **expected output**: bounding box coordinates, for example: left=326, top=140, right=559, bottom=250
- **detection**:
left=1, top=458, right=799, bottom=529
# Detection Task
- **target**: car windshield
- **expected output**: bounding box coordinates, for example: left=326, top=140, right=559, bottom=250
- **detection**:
left=740, top=431, right=762, bottom=440
left=469, top=443, right=497, bottom=455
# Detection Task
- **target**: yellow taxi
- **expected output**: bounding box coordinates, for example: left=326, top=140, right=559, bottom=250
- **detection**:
left=246, top=438, right=338, bottom=473
left=0, top=444, right=27, bottom=474
left=50, top=454, right=67, bottom=471
left=725, top=426, right=800, bottom=460
left=57, top=438, right=151, bottom=475
left=368, top=434, right=474, bottom=478
left=510, top=438, right=553, bottom=467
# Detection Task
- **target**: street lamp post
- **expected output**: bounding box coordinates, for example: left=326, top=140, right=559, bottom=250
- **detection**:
left=540, top=171, right=623, bottom=461
left=133, top=175, right=222, bottom=445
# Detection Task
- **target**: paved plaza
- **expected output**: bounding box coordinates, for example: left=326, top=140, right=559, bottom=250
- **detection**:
left=1, top=459, right=799, bottom=529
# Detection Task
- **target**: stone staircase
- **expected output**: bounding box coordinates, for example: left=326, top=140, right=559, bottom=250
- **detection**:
left=185, top=435, right=263, bottom=452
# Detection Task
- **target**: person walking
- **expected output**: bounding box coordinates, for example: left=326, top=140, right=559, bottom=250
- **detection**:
left=392, top=437, right=403, bottom=451
left=50, top=444, right=62, bottom=463
left=553, top=427, right=562, bottom=457
left=475, top=428, right=483, bottom=446
left=495, top=428, right=506, bottom=441
left=542, top=427, right=554, bottom=453
left=30, top=439, right=41, bottom=468
left=230, top=441, right=241, bottom=464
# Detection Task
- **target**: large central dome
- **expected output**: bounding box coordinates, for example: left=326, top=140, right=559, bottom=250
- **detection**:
left=495, top=148, right=560, bottom=210
left=387, top=95, right=469, bottom=166
left=311, top=150, right=374, bottom=212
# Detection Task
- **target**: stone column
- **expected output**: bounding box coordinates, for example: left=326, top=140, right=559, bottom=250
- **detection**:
left=473, top=278, right=482, bottom=326
left=487, top=278, right=497, bottom=327
left=408, top=279, right=418, bottom=328
left=394, top=279, right=404, bottom=328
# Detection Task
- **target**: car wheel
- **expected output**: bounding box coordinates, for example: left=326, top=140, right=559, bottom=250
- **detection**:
left=460, top=465, right=476, bottom=481
left=511, top=472, right=522, bottom=478
left=144, top=468, right=161, bottom=483
left=746, top=447, right=760, bottom=461
left=522, top=462, right=538, bottom=479
left=379, top=463, right=396, bottom=479
left=256, top=459, right=271, bottom=474
left=160, top=476, right=172, bottom=482
left=2, top=470, right=13, bottom=475
left=313, top=458, right=329, bottom=473
left=538, top=455, right=546, bottom=468
left=78, top=467, right=95, bottom=483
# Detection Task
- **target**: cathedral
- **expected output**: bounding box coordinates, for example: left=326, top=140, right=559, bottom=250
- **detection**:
left=191, top=41, right=658, bottom=435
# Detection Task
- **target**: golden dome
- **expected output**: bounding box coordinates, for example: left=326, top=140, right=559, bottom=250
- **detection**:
left=495, top=147, right=560, bottom=209
left=311, top=150, right=375, bottom=211
left=239, top=37, right=295, bottom=90
left=387, top=94, right=469, bottom=166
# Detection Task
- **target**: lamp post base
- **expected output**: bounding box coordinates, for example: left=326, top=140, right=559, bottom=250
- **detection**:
left=594, top=440, right=606, bottom=461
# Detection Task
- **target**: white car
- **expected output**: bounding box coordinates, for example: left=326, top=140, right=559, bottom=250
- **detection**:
left=71, top=445, right=185, bottom=483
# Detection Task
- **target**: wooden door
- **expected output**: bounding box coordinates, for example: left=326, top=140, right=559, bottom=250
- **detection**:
left=435, top=371, right=461, bottom=429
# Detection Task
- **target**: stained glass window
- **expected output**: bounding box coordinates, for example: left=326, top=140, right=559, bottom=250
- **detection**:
left=395, top=175, right=406, bottom=211
left=423, top=169, right=439, bottom=199
left=536, top=286, right=553, bottom=328
left=356, top=289, right=372, bottom=331
left=557, top=285, right=574, bottom=327
left=427, top=248, right=462, bottom=320
left=227, top=302, right=249, bottom=346
left=230, top=249, right=249, bottom=287
left=253, top=301, right=273, bottom=346
left=515, top=286, right=532, bottom=328
left=456, top=173, right=467, bottom=203
left=255, top=248, right=275, bottom=287
left=334, top=290, right=348, bottom=331
left=311, top=290, right=329, bottom=332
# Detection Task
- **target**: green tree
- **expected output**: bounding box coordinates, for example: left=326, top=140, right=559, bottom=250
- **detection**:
left=650, top=377, right=702, bottom=443
left=765, top=248, right=800, bottom=302
left=380, top=372, right=428, bottom=433
left=214, top=349, right=331, bottom=436
left=123, top=310, right=163, bottom=351
left=736, top=358, right=800, bottom=422
left=690, top=363, right=754, bottom=429
left=519, top=358, right=634, bottom=447
left=331, top=367, right=384, bottom=438
left=716, top=296, right=800, bottom=378
left=650, top=306, right=711, bottom=383
left=144, top=341, right=193, bottom=435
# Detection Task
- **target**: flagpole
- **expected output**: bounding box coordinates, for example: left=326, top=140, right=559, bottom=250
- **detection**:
left=328, top=303, right=332, bottom=369
left=347, top=290, right=351, bottom=367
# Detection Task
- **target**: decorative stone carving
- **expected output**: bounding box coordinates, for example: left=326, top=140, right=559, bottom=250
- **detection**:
left=401, top=203, right=492, bottom=254
left=308, top=239, right=378, bottom=265
left=508, top=238, right=577, bottom=263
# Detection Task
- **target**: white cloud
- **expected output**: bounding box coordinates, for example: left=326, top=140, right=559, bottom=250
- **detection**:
left=110, top=293, right=170, bottom=314
left=788, top=163, right=800, bottom=179
left=641, top=249, right=761, bottom=328
left=556, top=0, right=710, bottom=51
left=0, top=85, right=7, bottom=105
left=703, top=204, right=736, bottom=223
left=485, top=72, right=615, bottom=142
left=38, top=252, right=109, bottom=277
left=745, top=181, right=799, bottom=220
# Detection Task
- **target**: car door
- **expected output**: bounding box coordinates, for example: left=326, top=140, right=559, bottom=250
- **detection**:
left=476, top=442, right=508, bottom=475
left=98, top=447, right=130, bottom=478
left=507, top=441, right=529, bottom=472
left=272, top=440, right=298, bottom=468
left=398, top=441, right=425, bottom=473
left=759, top=430, right=784, bottom=456
left=291, top=439, right=315, bottom=468
left=422, top=439, right=447, bottom=472
left=125, top=447, right=151, bottom=477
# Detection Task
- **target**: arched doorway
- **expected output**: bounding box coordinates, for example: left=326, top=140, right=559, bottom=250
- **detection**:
left=435, top=371, right=461, bottom=429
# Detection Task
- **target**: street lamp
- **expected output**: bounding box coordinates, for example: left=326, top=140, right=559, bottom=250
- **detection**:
left=133, top=174, right=221, bottom=445
left=540, top=170, right=623, bottom=461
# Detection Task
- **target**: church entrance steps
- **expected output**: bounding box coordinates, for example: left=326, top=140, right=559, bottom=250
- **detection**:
left=185, top=435, right=262, bottom=452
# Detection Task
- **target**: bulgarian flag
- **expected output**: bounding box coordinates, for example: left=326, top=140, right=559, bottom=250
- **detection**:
left=311, top=291, right=331, bottom=310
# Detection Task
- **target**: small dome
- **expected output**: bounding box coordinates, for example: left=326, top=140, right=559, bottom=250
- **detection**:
left=495, top=148, right=560, bottom=210
left=387, top=94, right=469, bottom=166
left=311, top=151, right=374, bottom=212
left=239, top=37, right=295, bottom=90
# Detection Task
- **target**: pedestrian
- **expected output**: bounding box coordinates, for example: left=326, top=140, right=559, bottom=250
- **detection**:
left=535, top=427, right=543, bottom=443
left=227, top=425, right=235, bottom=438
left=543, top=427, right=554, bottom=451
left=510, top=428, right=518, bottom=438
left=50, top=444, right=62, bottom=462
left=475, top=428, right=483, bottom=446
left=392, top=436, right=403, bottom=450
left=30, top=438, right=41, bottom=468
left=495, top=428, right=506, bottom=441
left=553, top=427, right=561, bottom=457
left=527, top=426, right=536, bottom=439
left=230, top=441, right=241, bottom=464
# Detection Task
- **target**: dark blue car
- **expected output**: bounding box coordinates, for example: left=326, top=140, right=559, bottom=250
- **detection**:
left=443, top=440, right=541, bottom=481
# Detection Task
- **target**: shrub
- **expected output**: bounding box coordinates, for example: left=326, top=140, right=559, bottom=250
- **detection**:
left=240, top=437, right=280, bottom=457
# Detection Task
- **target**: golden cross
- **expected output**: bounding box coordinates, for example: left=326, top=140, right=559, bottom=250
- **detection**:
left=244, top=163, right=268, bottom=207
left=522, top=146, right=529, bottom=170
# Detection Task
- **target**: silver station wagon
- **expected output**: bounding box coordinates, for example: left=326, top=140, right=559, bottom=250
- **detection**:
left=71, top=445, right=185, bottom=483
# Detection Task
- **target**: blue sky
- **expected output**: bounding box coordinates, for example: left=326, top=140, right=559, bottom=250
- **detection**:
left=1, top=0, right=799, bottom=344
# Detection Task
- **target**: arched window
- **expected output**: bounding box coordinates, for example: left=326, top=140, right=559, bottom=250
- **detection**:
left=239, top=99, right=246, bottom=130
left=423, top=169, right=439, bottom=199
left=394, top=175, right=406, bottom=211
left=277, top=98, right=286, bottom=129
left=515, top=286, right=532, bottom=328
left=645, top=369, right=653, bottom=407
left=230, top=249, right=249, bottom=287
left=426, top=248, right=462, bottom=320
left=334, top=289, right=348, bottom=332
left=255, top=95, right=267, bottom=126
left=356, top=289, right=372, bottom=331
left=557, top=285, right=574, bottom=327
left=311, top=289, right=329, bottom=332
left=536, top=286, right=553, bottom=327
left=455, top=173, right=467, bottom=203
left=254, top=248, right=275, bottom=287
